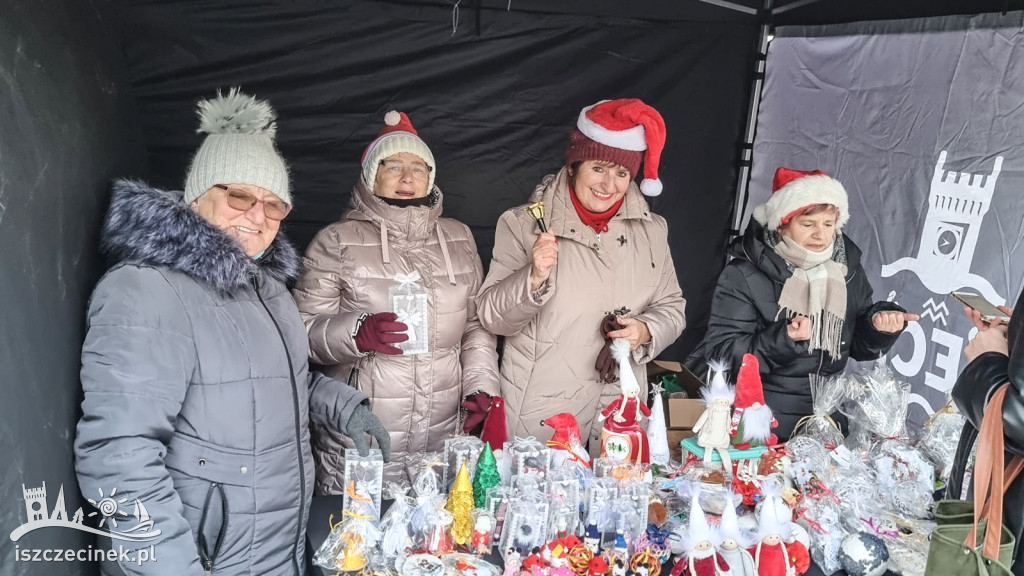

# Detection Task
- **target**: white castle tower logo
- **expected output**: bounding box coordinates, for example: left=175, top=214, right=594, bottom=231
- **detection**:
left=882, top=151, right=1005, bottom=305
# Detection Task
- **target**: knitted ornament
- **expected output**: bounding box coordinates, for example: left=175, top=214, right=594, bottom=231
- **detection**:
left=567, top=99, right=667, bottom=196
left=728, top=355, right=778, bottom=449
left=751, top=167, right=849, bottom=231
left=481, top=396, right=508, bottom=456
left=184, top=87, right=290, bottom=205
left=361, top=110, right=436, bottom=192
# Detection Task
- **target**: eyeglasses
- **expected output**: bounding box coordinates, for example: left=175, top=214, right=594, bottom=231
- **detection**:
left=212, top=185, right=292, bottom=220
left=379, top=160, right=432, bottom=181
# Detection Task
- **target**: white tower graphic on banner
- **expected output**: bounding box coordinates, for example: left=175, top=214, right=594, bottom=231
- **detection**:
left=882, top=151, right=1005, bottom=305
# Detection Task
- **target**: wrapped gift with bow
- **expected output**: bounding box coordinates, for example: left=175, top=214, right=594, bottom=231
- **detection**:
left=389, top=271, right=429, bottom=355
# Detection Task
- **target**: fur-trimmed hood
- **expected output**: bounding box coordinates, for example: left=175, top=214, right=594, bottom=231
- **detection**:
left=101, top=179, right=301, bottom=293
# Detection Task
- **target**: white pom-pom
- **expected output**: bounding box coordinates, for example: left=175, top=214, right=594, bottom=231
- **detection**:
left=640, top=178, right=663, bottom=196
left=196, top=87, right=277, bottom=137
left=610, top=338, right=631, bottom=363
left=384, top=110, right=401, bottom=126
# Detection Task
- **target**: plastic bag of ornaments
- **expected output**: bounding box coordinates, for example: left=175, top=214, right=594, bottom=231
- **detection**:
left=380, top=482, right=416, bottom=559
left=500, top=490, right=550, bottom=555
left=444, top=435, right=484, bottom=491
left=313, top=495, right=383, bottom=573
left=507, top=436, right=552, bottom=478
left=485, top=485, right=514, bottom=542
left=343, top=448, right=385, bottom=521
left=916, top=398, right=965, bottom=482
left=840, top=363, right=909, bottom=440
left=546, top=468, right=582, bottom=536
left=869, top=438, right=935, bottom=518
left=389, top=271, right=430, bottom=355
left=790, top=374, right=850, bottom=450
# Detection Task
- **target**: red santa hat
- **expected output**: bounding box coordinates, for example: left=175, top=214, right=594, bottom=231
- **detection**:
left=361, top=110, right=436, bottom=192
left=751, top=167, right=849, bottom=231
left=567, top=99, right=667, bottom=196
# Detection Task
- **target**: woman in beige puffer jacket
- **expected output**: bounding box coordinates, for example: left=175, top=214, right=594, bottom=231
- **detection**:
left=294, top=111, right=499, bottom=487
left=476, top=99, right=686, bottom=453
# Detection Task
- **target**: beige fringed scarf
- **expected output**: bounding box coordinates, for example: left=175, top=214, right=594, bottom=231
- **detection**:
left=773, top=235, right=848, bottom=360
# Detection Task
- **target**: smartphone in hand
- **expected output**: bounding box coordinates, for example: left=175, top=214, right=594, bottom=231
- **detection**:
left=951, top=291, right=1011, bottom=323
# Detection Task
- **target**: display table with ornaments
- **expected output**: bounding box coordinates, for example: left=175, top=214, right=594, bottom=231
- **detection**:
left=306, top=495, right=897, bottom=576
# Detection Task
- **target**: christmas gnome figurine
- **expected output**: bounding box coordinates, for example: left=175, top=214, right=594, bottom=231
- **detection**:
left=670, top=484, right=732, bottom=576
left=729, top=354, right=778, bottom=449
left=599, top=340, right=651, bottom=465
left=692, top=363, right=735, bottom=469
left=462, top=394, right=509, bottom=458
left=543, top=412, right=592, bottom=472
left=749, top=486, right=810, bottom=576
left=718, top=491, right=757, bottom=576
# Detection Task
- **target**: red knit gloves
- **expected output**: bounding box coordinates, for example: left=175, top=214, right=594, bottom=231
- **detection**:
left=355, top=312, right=408, bottom=355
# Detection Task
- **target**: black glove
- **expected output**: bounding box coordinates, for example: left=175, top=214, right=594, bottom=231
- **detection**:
left=595, top=313, right=620, bottom=383
left=344, top=403, right=391, bottom=462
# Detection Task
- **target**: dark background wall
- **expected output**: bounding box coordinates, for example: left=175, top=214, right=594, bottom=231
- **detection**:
left=0, top=0, right=146, bottom=573
left=103, top=0, right=760, bottom=360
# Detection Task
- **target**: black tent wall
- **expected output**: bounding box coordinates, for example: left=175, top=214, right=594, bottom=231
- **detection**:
left=0, top=0, right=146, bottom=573
left=102, top=1, right=759, bottom=361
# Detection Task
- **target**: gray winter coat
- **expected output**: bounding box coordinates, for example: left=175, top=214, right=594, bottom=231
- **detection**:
left=74, top=180, right=367, bottom=576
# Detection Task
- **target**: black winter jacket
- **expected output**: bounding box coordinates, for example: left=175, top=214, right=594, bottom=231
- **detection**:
left=948, top=286, right=1024, bottom=576
left=692, top=220, right=904, bottom=440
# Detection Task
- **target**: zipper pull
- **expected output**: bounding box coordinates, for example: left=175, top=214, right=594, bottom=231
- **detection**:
left=203, top=560, right=213, bottom=575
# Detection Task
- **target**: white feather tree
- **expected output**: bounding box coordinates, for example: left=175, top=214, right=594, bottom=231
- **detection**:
left=647, top=382, right=671, bottom=465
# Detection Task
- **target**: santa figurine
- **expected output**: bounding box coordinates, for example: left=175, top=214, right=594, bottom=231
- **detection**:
left=729, top=355, right=778, bottom=449
left=669, top=485, right=732, bottom=576
left=543, top=412, right=593, bottom=473
left=717, top=491, right=757, bottom=576
left=692, top=364, right=736, bottom=469
left=749, top=489, right=810, bottom=576
left=599, top=340, right=651, bottom=465
left=472, top=514, right=492, bottom=555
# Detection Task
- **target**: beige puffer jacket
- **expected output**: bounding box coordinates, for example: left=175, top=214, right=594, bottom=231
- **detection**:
left=476, top=168, right=685, bottom=452
left=293, top=179, right=499, bottom=488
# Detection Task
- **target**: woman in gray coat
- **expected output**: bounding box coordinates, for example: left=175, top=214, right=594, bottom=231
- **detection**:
left=73, top=89, right=389, bottom=576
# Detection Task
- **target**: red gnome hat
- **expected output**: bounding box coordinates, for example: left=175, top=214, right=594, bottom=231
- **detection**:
left=480, top=396, right=509, bottom=456
left=729, top=354, right=778, bottom=449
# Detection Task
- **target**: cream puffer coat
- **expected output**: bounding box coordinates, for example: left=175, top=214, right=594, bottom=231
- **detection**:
left=293, top=179, right=499, bottom=488
left=476, top=168, right=686, bottom=451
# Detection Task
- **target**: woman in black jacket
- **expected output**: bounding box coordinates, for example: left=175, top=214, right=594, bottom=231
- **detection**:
left=696, top=167, right=917, bottom=440
left=949, top=293, right=1024, bottom=576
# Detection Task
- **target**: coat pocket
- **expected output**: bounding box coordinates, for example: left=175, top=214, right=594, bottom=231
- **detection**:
left=165, top=434, right=254, bottom=573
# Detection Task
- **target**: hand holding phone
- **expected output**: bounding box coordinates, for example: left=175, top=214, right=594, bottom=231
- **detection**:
left=951, top=291, right=1012, bottom=324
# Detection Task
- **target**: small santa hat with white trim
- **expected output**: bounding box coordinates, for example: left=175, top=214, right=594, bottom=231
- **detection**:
left=752, top=167, right=849, bottom=231
left=567, top=99, right=667, bottom=196
left=361, top=110, right=436, bottom=192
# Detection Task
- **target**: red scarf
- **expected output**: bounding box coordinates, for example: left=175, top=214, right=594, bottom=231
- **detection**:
left=569, top=186, right=624, bottom=234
